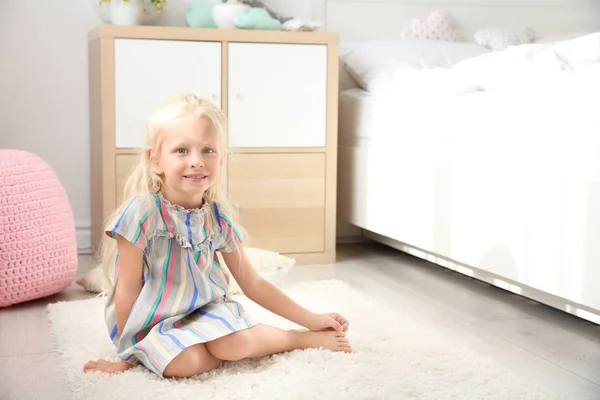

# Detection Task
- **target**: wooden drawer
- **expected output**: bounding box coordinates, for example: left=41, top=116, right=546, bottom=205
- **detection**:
left=228, top=153, right=326, bottom=254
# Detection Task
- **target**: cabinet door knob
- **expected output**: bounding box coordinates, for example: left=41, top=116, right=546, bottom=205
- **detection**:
left=211, top=93, right=218, bottom=100
left=236, top=93, right=243, bottom=101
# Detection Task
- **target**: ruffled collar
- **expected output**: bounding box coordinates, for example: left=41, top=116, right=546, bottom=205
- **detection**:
left=152, top=193, right=219, bottom=250
left=156, top=192, right=209, bottom=215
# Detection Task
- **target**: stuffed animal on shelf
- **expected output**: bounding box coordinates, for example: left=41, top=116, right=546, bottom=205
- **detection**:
left=185, top=0, right=217, bottom=28
left=240, top=0, right=321, bottom=31
left=235, top=7, right=282, bottom=30
left=240, top=0, right=292, bottom=24
left=185, top=0, right=321, bottom=31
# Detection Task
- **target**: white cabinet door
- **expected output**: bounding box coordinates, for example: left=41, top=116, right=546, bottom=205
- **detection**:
left=228, top=43, right=327, bottom=148
left=114, top=39, right=222, bottom=148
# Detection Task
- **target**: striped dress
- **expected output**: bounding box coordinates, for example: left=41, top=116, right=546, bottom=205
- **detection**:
left=103, top=193, right=256, bottom=377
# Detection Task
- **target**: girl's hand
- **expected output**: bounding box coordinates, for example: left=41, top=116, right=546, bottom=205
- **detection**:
left=307, top=313, right=350, bottom=333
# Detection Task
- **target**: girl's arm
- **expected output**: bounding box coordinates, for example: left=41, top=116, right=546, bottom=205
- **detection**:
left=114, top=235, right=144, bottom=337
left=82, top=235, right=141, bottom=375
left=221, top=249, right=349, bottom=332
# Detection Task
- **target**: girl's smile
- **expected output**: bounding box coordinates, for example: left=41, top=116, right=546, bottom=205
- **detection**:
left=184, top=174, right=208, bottom=182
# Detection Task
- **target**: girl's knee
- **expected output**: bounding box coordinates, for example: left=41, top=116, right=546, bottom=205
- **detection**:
left=163, top=343, right=222, bottom=378
left=206, top=330, right=252, bottom=361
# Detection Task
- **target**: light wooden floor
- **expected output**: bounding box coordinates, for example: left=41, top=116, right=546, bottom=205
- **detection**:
left=1, top=242, right=600, bottom=400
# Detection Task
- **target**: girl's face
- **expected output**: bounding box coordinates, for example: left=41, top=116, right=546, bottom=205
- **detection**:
left=152, top=113, right=223, bottom=209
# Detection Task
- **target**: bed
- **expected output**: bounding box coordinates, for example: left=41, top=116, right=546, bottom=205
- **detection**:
left=324, top=0, right=600, bottom=324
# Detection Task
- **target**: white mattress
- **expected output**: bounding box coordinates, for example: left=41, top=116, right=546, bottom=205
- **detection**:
left=339, top=88, right=397, bottom=147
left=338, top=89, right=375, bottom=146
left=338, top=88, right=477, bottom=148
left=338, top=85, right=600, bottom=179
left=338, top=88, right=470, bottom=148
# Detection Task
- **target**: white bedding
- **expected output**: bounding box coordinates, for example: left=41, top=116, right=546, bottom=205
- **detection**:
left=385, top=32, right=600, bottom=96
left=338, top=87, right=482, bottom=147
left=339, top=84, right=600, bottom=176
left=340, top=33, right=600, bottom=174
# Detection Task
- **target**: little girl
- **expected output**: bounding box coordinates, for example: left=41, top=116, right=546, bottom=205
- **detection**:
left=83, top=94, right=351, bottom=379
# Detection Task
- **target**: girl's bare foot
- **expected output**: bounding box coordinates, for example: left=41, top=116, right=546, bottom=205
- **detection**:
left=295, top=329, right=352, bottom=353
left=83, top=358, right=134, bottom=374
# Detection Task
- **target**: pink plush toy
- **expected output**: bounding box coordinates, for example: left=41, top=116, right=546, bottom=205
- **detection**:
left=0, top=150, right=78, bottom=307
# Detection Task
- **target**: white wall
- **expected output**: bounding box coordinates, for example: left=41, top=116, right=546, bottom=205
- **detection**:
left=0, top=0, right=317, bottom=253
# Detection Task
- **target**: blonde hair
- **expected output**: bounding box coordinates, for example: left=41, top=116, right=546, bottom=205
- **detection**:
left=97, top=93, right=242, bottom=290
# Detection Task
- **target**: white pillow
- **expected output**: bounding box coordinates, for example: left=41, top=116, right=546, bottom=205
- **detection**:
left=474, top=27, right=535, bottom=51
left=340, top=39, right=489, bottom=92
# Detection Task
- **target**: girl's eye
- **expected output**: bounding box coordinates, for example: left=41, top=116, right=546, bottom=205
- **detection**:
left=203, top=148, right=215, bottom=154
left=175, top=148, right=188, bottom=154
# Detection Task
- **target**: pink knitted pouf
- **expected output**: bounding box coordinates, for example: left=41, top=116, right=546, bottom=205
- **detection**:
left=0, top=150, right=78, bottom=307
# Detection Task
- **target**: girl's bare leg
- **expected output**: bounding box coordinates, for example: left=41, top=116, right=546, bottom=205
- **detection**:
left=83, top=325, right=350, bottom=376
left=205, top=324, right=352, bottom=361
left=162, top=343, right=222, bottom=378
left=83, top=343, right=222, bottom=378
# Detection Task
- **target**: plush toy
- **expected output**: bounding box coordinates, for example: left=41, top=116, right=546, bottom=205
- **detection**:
left=474, top=27, right=535, bottom=51
left=235, top=7, right=281, bottom=30
left=240, top=0, right=292, bottom=24
left=239, top=0, right=321, bottom=31
left=186, top=0, right=217, bottom=28
left=186, top=0, right=321, bottom=31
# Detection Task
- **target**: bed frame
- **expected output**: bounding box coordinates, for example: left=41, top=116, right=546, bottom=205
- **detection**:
left=326, top=0, right=600, bottom=324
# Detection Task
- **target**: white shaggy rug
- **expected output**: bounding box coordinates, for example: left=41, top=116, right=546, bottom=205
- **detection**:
left=47, top=279, right=561, bottom=400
